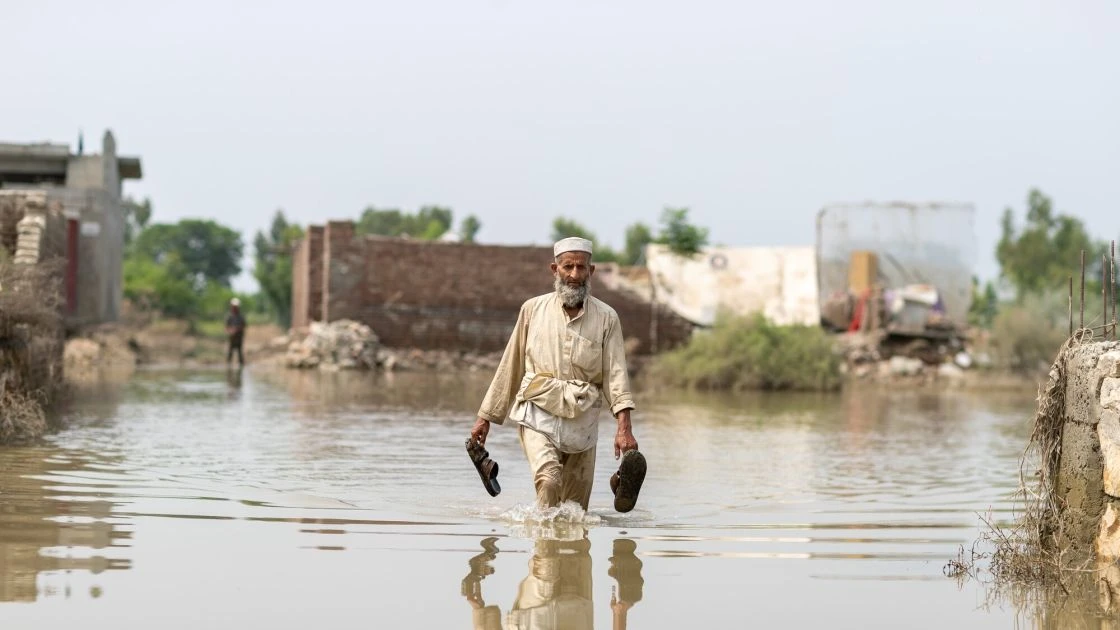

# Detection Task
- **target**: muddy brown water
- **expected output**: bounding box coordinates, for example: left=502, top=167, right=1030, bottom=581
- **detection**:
left=0, top=367, right=1084, bottom=627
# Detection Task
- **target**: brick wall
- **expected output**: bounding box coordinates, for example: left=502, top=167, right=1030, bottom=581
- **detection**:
left=290, top=221, right=694, bottom=354
left=306, top=226, right=323, bottom=324
left=291, top=226, right=325, bottom=330
left=291, top=233, right=309, bottom=329
left=322, top=221, right=365, bottom=323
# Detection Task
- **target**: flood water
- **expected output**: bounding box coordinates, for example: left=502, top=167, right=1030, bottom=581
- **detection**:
left=0, top=367, right=1081, bottom=627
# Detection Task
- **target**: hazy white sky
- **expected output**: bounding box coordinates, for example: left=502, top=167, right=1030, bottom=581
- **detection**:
left=3, top=0, right=1118, bottom=291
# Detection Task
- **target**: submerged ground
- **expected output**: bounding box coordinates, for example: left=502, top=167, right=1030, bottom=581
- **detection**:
left=0, top=367, right=1077, bottom=627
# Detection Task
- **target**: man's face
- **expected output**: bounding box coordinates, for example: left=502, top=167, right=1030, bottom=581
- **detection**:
left=551, top=251, right=594, bottom=308
left=551, top=251, right=594, bottom=287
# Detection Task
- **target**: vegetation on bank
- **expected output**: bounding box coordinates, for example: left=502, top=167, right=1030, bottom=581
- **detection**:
left=550, top=206, right=709, bottom=265
left=970, top=188, right=1115, bottom=374
left=0, top=261, right=64, bottom=444
left=649, top=313, right=843, bottom=392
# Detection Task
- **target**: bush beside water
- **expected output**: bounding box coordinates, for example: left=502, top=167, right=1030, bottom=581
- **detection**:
left=650, top=313, right=842, bottom=392
left=0, top=260, right=64, bottom=444
left=988, top=290, right=1072, bottom=374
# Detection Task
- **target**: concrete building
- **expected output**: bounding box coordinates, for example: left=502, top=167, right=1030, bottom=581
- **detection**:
left=0, top=130, right=142, bottom=327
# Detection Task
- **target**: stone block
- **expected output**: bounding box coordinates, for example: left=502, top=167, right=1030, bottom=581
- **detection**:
left=1101, top=503, right=1120, bottom=560
left=1100, top=350, right=1120, bottom=379
left=1067, top=346, right=1111, bottom=425
left=1102, top=410, right=1120, bottom=498
left=1058, top=420, right=1106, bottom=550
left=1105, top=377, right=1120, bottom=412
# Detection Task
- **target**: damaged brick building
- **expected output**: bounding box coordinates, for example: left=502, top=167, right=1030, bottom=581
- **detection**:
left=290, top=220, right=694, bottom=354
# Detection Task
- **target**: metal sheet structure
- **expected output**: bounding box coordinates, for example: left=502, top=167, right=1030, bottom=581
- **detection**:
left=645, top=243, right=820, bottom=327
left=815, top=202, right=977, bottom=324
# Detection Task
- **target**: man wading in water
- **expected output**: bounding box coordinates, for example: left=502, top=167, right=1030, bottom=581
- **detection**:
left=225, top=298, right=246, bottom=368
left=467, top=237, right=647, bottom=513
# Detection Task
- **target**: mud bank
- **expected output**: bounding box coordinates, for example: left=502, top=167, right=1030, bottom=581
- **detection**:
left=63, top=319, right=288, bottom=371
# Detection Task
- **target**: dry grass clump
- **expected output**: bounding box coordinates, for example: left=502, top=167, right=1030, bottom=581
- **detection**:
left=0, top=258, right=64, bottom=336
left=0, top=198, right=24, bottom=255
left=945, top=329, right=1098, bottom=602
left=0, top=259, right=65, bottom=443
left=0, top=386, right=47, bottom=444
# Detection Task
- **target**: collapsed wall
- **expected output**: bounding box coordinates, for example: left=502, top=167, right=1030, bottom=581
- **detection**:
left=1048, top=340, right=1120, bottom=609
left=290, top=222, right=695, bottom=355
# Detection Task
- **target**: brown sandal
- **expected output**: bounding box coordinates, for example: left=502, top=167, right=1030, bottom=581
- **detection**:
left=466, top=438, right=501, bottom=497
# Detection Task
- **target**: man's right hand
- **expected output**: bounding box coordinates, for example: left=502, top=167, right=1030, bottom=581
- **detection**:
left=470, top=417, right=490, bottom=445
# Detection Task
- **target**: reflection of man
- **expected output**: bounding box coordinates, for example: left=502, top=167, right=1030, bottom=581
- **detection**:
left=469, top=237, right=645, bottom=512
left=225, top=298, right=246, bottom=367
left=462, top=536, right=643, bottom=630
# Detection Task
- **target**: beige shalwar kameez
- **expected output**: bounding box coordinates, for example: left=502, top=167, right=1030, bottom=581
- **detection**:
left=478, top=292, right=636, bottom=510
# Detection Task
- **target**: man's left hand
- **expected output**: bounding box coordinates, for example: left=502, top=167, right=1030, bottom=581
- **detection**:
left=614, top=427, right=638, bottom=459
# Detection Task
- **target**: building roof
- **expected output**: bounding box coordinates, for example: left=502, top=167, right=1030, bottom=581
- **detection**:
left=0, top=141, right=142, bottom=182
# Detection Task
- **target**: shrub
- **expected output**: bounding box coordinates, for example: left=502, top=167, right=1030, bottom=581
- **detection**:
left=649, top=312, right=842, bottom=392
left=989, top=290, right=1072, bottom=374
left=0, top=260, right=64, bottom=443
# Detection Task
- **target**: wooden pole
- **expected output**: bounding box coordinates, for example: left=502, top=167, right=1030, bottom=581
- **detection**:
left=1105, top=254, right=1109, bottom=336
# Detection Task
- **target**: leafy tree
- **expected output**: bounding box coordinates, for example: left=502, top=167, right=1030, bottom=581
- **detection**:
left=967, top=276, right=999, bottom=329
left=550, top=217, right=598, bottom=244
left=123, top=254, right=197, bottom=317
left=122, top=196, right=153, bottom=245
left=623, top=222, right=653, bottom=265
left=657, top=207, right=708, bottom=257
left=549, top=217, right=621, bottom=263
left=459, top=215, right=482, bottom=244
left=252, top=210, right=304, bottom=327
left=996, top=189, right=1104, bottom=297
left=130, top=219, right=244, bottom=290
left=356, top=205, right=453, bottom=240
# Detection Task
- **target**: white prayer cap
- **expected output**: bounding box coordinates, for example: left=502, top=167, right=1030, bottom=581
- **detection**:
left=553, top=237, right=593, bottom=258
left=230, top=297, right=240, bottom=306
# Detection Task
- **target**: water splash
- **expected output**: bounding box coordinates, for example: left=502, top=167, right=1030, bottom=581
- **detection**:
left=500, top=501, right=601, bottom=540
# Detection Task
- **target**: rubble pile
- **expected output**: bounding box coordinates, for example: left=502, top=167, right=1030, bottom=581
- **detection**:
left=376, top=348, right=503, bottom=373
left=286, top=320, right=380, bottom=370
left=278, top=320, right=505, bottom=373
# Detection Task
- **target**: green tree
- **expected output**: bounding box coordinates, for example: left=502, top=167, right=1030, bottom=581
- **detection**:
left=356, top=205, right=454, bottom=240
left=656, top=207, right=708, bottom=257
left=130, top=219, right=244, bottom=290
left=967, top=276, right=999, bottom=329
left=459, top=215, right=482, bottom=244
left=996, top=189, right=1103, bottom=297
left=122, top=196, right=153, bottom=245
left=252, top=209, right=304, bottom=327
left=549, top=217, right=621, bottom=263
left=623, top=222, right=654, bottom=265
left=123, top=254, right=198, bottom=317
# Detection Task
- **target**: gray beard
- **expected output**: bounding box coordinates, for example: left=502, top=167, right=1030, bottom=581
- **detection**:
left=554, top=275, right=590, bottom=308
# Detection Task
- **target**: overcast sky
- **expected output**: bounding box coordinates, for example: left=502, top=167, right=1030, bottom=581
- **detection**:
left=3, top=0, right=1117, bottom=292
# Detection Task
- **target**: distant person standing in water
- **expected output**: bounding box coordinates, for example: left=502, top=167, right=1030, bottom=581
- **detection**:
left=225, top=298, right=246, bottom=367
left=468, top=237, right=647, bottom=513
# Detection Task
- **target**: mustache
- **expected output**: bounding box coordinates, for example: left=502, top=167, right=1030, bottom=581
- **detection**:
left=554, top=275, right=590, bottom=307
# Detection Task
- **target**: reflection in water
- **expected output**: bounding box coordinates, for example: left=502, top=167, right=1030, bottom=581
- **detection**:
left=0, top=449, right=132, bottom=602
left=463, top=534, right=644, bottom=630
